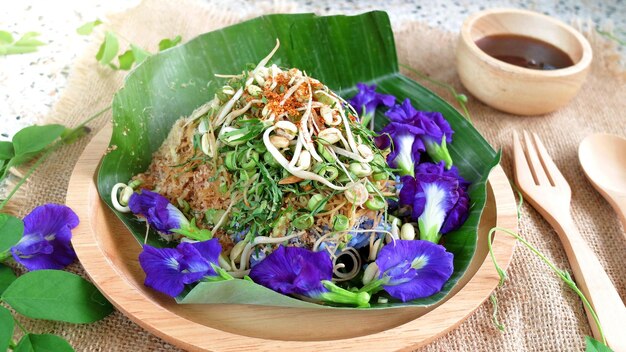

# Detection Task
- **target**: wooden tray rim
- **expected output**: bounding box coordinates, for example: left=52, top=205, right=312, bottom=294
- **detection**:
left=67, top=125, right=518, bottom=352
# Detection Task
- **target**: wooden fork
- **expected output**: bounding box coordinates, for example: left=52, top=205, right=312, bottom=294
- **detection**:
left=513, top=131, right=626, bottom=351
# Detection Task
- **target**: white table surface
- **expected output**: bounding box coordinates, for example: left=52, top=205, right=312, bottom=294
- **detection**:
left=1, top=0, right=624, bottom=141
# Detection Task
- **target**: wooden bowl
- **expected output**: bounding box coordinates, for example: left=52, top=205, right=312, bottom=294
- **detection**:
left=456, top=8, right=592, bottom=116
left=66, top=125, right=518, bottom=351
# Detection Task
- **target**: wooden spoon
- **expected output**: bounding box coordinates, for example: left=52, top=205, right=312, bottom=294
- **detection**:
left=578, top=133, right=626, bottom=232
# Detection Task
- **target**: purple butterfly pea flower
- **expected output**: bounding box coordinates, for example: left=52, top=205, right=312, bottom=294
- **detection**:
left=416, top=110, right=454, bottom=169
left=250, top=246, right=370, bottom=307
left=139, top=239, right=222, bottom=297
left=11, top=204, right=78, bottom=271
left=349, top=83, right=395, bottom=125
left=129, top=190, right=188, bottom=234
left=441, top=186, right=470, bottom=234
left=399, top=174, right=460, bottom=243
left=416, top=161, right=471, bottom=234
left=375, top=120, right=425, bottom=176
left=416, top=161, right=470, bottom=190
left=375, top=239, right=454, bottom=302
left=382, top=99, right=454, bottom=169
left=129, top=190, right=211, bottom=241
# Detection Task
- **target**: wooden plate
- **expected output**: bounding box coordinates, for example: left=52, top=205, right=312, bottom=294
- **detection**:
left=67, top=125, right=517, bottom=351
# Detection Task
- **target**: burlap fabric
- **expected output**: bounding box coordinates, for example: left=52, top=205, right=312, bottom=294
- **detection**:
left=6, top=0, right=625, bottom=350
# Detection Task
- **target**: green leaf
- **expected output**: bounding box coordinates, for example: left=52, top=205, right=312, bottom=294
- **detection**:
left=60, top=126, right=89, bottom=145
left=95, top=31, right=119, bottom=65
left=130, top=44, right=150, bottom=65
left=0, top=264, right=17, bottom=295
left=0, top=45, right=38, bottom=55
left=0, top=141, right=14, bottom=160
left=585, top=336, right=614, bottom=352
left=0, top=213, right=23, bottom=253
left=0, top=31, right=13, bottom=44
left=14, top=334, right=74, bottom=352
left=157, top=35, right=181, bottom=51
left=14, top=32, right=45, bottom=47
left=0, top=306, right=13, bottom=351
left=97, top=12, right=498, bottom=308
left=0, top=31, right=44, bottom=56
left=2, top=270, right=114, bottom=323
left=76, top=19, right=102, bottom=35
left=178, top=279, right=324, bottom=308
left=117, top=49, right=135, bottom=70
left=11, top=124, right=65, bottom=166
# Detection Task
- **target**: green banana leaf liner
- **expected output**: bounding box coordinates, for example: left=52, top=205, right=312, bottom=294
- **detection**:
left=97, top=11, right=500, bottom=309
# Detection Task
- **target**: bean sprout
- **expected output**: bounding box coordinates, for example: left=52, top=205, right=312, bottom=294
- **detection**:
left=111, top=183, right=131, bottom=213
left=263, top=127, right=348, bottom=190
left=234, top=232, right=303, bottom=272
left=333, top=247, right=361, bottom=281
left=215, top=88, right=244, bottom=126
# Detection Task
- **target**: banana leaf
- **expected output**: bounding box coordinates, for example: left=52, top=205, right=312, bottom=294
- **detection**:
left=97, top=11, right=500, bottom=309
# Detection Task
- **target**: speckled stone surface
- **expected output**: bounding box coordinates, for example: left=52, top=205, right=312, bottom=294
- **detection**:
left=1, top=0, right=624, bottom=140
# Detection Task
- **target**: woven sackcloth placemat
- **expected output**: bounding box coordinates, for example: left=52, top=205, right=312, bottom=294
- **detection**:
left=4, top=0, right=624, bottom=350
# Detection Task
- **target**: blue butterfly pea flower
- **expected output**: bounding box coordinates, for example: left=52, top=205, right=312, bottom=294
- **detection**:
left=349, top=83, right=395, bottom=126
left=138, top=239, right=223, bottom=297
left=376, top=99, right=455, bottom=175
left=249, top=246, right=370, bottom=307
left=128, top=190, right=211, bottom=241
left=11, top=204, right=78, bottom=271
left=399, top=161, right=471, bottom=243
left=399, top=174, right=459, bottom=243
left=416, top=161, right=472, bottom=234
left=374, top=240, right=454, bottom=302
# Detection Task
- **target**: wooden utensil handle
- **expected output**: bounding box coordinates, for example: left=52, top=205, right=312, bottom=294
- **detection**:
left=612, top=196, right=626, bottom=233
left=552, top=214, right=626, bottom=351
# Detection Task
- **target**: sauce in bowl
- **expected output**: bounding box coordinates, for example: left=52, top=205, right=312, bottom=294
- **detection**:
left=475, top=34, right=574, bottom=70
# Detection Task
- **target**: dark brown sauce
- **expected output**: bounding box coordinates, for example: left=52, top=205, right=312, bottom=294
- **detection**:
left=475, top=34, right=574, bottom=70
